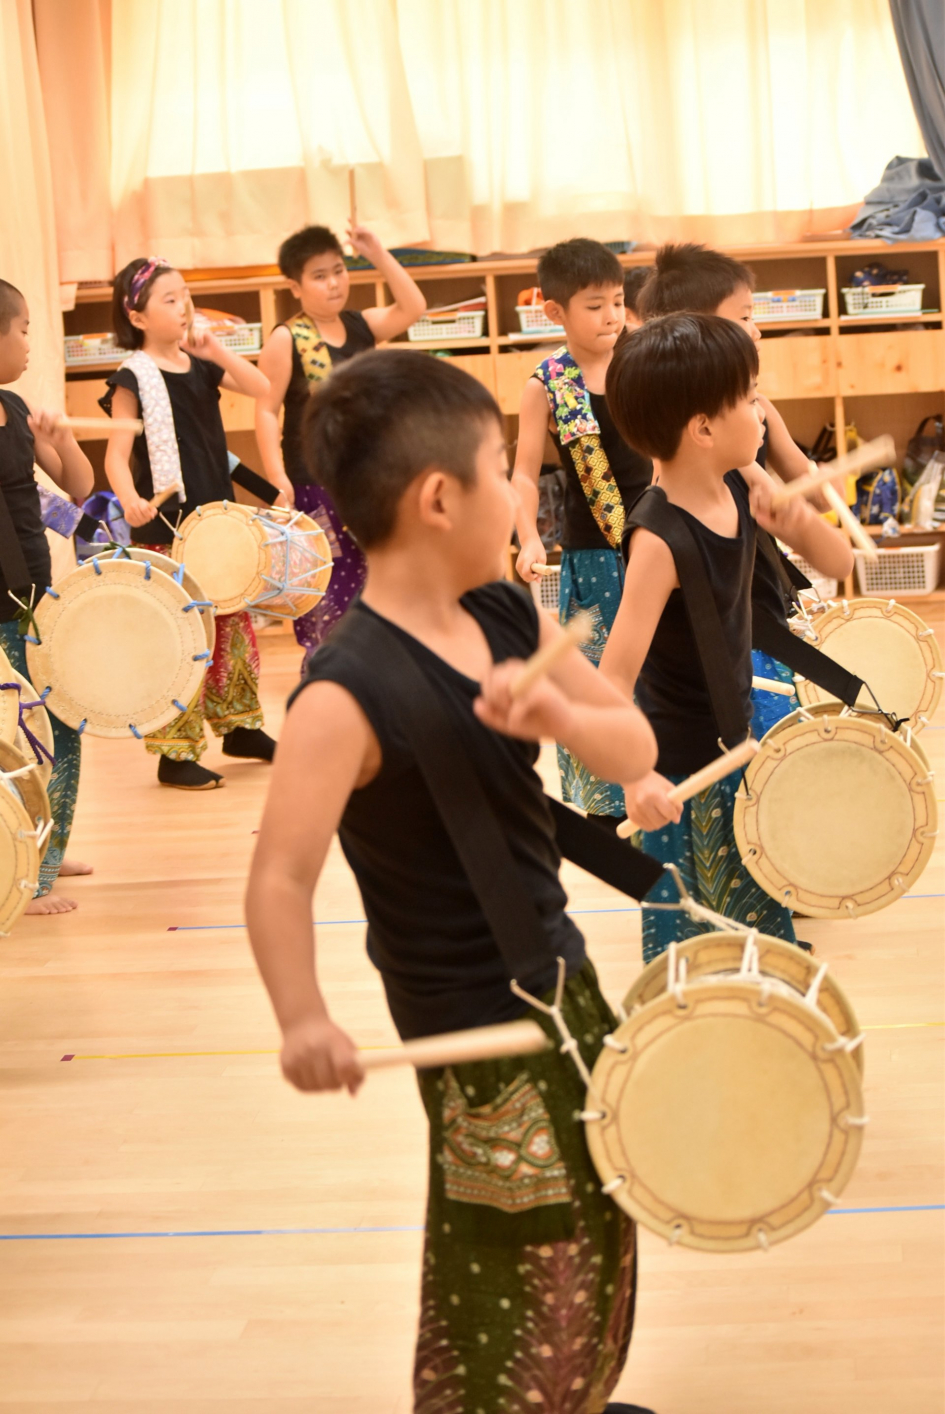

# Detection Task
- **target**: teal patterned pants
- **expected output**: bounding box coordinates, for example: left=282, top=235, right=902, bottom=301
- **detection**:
left=0, top=623, right=81, bottom=897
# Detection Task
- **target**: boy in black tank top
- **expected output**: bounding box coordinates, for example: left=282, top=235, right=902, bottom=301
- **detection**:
left=601, top=314, right=852, bottom=964
left=255, top=222, right=427, bottom=673
left=0, top=279, right=95, bottom=913
left=512, top=240, right=651, bottom=824
left=247, top=350, right=660, bottom=1414
left=636, top=244, right=853, bottom=737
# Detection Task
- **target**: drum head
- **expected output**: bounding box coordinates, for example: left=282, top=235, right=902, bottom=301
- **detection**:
left=173, top=502, right=266, bottom=614
left=8, top=669, right=55, bottom=791
left=734, top=716, right=937, bottom=917
left=26, top=560, right=209, bottom=738
left=586, top=979, right=865, bottom=1251
left=118, top=547, right=215, bottom=652
left=623, top=931, right=863, bottom=1073
left=0, top=770, right=41, bottom=933
left=795, top=598, right=942, bottom=729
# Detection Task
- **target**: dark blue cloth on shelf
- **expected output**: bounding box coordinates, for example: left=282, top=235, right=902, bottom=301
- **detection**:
left=850, top=156, right=945, bottom=243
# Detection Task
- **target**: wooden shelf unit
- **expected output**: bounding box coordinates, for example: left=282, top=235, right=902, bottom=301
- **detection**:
left=63, top=237, right=945, bottom=595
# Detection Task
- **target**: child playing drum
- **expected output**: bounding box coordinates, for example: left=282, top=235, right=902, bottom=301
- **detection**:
left=600, top=313, right=853, bottom=962
left=254, top=223, right=427, bottom=672
left=0, top=279, right=94, bottom=911
left=247, top=349, right=660, bottom=1414
left=636, top=243, right=854, bottom=736
left=101, top=258, right=275, bottom=790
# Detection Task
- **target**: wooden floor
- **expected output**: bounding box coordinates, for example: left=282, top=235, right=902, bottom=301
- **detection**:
left=0, top=616, right=943, bottom=1414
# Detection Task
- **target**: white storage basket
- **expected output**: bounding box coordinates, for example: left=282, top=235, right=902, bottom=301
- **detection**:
left=529, top=564, right=561, bottom=615
left=788, top=552, right=838, bottom=601
left=515, top=305, right=565, bottom=337
left=64, top=322, right=262, bottom=366
left=842, top=284, right=924, bottom=317
left=752, top=290, right=825, bottom=322
left=407, top=312, right=486, bottom=342
left=854, top=543, right=940, bottom=597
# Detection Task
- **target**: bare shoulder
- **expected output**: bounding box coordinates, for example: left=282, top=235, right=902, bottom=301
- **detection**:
left=286, top=679, right=381, bottom=788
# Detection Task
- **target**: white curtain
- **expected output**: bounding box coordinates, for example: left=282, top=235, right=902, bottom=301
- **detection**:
left=33, top=0, right=926, bottom=274
left=0, top=0, right=64, bottom=407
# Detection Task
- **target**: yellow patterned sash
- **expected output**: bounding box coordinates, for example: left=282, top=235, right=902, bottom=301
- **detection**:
left=534, top=348, right=626, bottom=551
left=286, top=312, right=333, bottom=385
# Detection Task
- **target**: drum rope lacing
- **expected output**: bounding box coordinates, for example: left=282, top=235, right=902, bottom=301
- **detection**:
left=0, top=679, right=56, bottom=770
left=509, top=867, right=868, bottom=1233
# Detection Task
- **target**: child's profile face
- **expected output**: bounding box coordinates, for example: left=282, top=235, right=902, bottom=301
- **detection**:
left=292, top=251, right=350, bottom=319
left=458, top=420, right=515, bottom=581
left=545, top=283, right=625, bottom=353
left=130, top=270, right=190, bottom=346
left=714, top=284, right=761, bottom=347
left=0, top=300, right=29, bottom=382
left=709, top=379, right=766, bottom=468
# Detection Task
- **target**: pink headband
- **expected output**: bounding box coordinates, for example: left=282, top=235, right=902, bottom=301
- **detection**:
left=123, top=256, right=171, bottom=312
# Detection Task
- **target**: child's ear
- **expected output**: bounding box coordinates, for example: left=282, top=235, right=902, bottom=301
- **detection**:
left=543, top=298, right=565, bottom=327
left=686, top=412, right=714, bottom=450
left=416, top=468, right=453, bottom=531
left=288, top=279, right=303, bottom=301
left=128, top=309, right=147, bottom=333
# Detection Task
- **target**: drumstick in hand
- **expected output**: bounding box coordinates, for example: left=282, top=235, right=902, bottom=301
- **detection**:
left=617, top=738, right=759, bottom=838
left=61, top=416, right=144, bottom=436
left=821, top=479, right=878, bottom=559
left=359, top=1020, right=549, bottom=1072
left=149, top=486, right=181, bottom=510
left=510, top=612, right=593, bottom=700
left=769, top=435, right=894, bottom=511
left=530, top=563, right=557, bottom=577
left=752, top=675, right=796, bottom=697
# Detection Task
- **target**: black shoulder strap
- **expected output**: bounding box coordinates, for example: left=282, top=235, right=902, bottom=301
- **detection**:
left=756, top=526, right=811, bottom=597
left=626, top=486, right=747, bottom=748
left=752, top=606, right=865, bottom=706
left=352, top=612, right=664, bottom=986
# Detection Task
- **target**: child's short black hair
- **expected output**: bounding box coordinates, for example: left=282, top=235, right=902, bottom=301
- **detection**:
left=537, top=239, right=624, bottom=307
left=637, top=243, right=755, bottom=319
left=278, top=225, right=345, bottom=282
left=304, top=349, right=503, bottom=548
left=622, top=266, right=650, bottom=316
left=111, top=258, right=174, bottom=350
left=606, top=313, right=759, bottom=461
left=0, top=280, right=25, bottom=334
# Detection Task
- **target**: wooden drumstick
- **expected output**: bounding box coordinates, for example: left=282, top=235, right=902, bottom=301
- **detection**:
left=769, top=435, right=895, bottom=510
left=61, top=416, right=144, bottom=435
left=821, top=478, right=878, bottom=559
left=149, top=486, right=181, bottom=510
left=751, top=675, right=796, bottom=696
left=359, top=1019, right=549, bottom=1072
left=530, top=563, right=557, bottom=576
left=616, top=738, right=760, bottom=838
left=510, top=612, right=593, bottom=700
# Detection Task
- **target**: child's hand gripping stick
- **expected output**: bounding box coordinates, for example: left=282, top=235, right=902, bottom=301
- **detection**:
left=616, top=738, right=760, bottom=839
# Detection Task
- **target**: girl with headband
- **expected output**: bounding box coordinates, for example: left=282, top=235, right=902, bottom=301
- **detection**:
left=101, top=258, right=274, bottom=790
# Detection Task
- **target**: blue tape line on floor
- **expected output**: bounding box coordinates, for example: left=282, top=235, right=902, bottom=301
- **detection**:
left=168, top=893, right=945, bottom=931
left=2, top=1207, right=942, bottom=1239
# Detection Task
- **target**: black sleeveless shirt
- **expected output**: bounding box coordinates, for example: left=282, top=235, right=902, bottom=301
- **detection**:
left=633, top=471, right=755, bottom=776
left=545, top=388, right=652, bottom=550
left=292, top=582, right=586, bottom=1041
left=0, top=391, right=52, bottom=622
left=281, top=311, right=375, bottom=486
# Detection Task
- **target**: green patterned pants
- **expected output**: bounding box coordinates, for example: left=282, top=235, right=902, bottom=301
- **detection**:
left=413, top=962, right=637, bottom=1414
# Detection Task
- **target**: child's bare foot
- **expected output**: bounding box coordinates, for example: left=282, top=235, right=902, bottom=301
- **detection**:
left=59, top=859, right=94, bottom=877
left=25, top=894, right=78, bottom=915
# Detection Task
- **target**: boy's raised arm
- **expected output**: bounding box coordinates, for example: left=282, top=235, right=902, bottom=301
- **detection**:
left=352, top=227, right=427, bottom=343
left=743, top=460, right=854, bottom=582
left=511, top=378, right=551, bottom=581
left=246, top=680, right=378, bottom=1095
